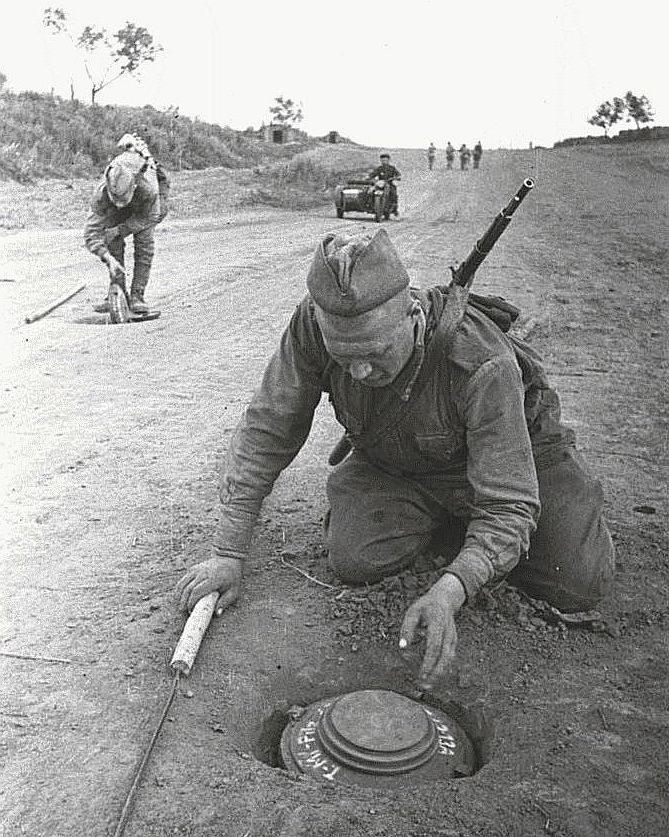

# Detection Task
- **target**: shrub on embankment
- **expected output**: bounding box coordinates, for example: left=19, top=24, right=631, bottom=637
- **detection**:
left=554, top=126, right=669, bottom=148
left=240, top=146, right=377, bottom=210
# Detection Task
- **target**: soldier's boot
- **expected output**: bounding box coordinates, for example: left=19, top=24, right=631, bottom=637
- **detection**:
left=129, top=273, right=149, bottom=315
left=129, top=291, right=149, bottom=315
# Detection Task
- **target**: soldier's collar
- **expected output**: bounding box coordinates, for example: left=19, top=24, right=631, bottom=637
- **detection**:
left=389, top=300, right=427, bottom=401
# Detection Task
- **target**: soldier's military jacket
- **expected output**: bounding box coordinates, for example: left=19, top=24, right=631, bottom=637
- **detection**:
left=368, top=163, right=401, bottom=181
left=215, top=287, right=575, bottom=599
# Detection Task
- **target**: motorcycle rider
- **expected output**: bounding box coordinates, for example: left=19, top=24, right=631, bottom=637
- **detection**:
left=368, top=153, right=401, bottom=217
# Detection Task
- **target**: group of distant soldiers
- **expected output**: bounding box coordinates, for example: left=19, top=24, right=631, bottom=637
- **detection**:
left=427, top=141, right=483, bottom=171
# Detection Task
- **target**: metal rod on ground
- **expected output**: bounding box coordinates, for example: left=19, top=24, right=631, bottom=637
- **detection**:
left=112, top=673, right=180, bottom=837
left=24, top=282, right=86, bottom=324
left=111, top=591, right=219, bottom=837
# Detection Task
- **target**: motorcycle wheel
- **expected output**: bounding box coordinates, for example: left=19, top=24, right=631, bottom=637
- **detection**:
left=374, top=194, right=383, bottom=223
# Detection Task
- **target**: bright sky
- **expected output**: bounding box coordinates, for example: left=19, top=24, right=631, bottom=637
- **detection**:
left=1, top=0, right=666, bottom=149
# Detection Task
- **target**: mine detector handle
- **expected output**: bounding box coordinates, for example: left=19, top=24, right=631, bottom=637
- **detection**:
left=170, top=591, right=219, bottom=676
left=450, top=178, right=534, bottom=288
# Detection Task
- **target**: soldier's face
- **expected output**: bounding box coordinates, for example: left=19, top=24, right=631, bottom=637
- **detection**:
left=109, top=190, right=135, bottom=208
left=322, top=311, right=416, bottom=388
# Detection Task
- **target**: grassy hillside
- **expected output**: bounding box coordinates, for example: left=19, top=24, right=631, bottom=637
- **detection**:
left=0, top=86, right=327, bottom=182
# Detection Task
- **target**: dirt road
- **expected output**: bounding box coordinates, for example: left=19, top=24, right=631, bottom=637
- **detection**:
left=1, top=145, right=667, bottom=836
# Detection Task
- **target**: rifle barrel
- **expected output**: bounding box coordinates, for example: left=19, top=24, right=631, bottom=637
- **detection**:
left=452, top=178, right=534, bottom=287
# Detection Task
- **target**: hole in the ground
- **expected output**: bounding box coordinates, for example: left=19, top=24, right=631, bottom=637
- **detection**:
left=252, top=678, right=492, bottom=786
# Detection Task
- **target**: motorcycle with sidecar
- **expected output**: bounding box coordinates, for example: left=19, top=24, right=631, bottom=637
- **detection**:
left=333, top=177, right=397, bottom=222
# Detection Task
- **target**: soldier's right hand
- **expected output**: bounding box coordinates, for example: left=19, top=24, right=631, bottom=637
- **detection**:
left=104, top=226, right=121, bottom=245
left=105, top=255, right=126, bottom=282
left=175, top=556, right=242, bottom=615
left=399, top=573, right=466, bottom=691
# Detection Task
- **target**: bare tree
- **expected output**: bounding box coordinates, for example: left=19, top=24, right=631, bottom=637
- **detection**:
left=43, top=7, right=162, bottom=104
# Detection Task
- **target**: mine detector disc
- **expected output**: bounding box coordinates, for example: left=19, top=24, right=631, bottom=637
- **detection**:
left=106, top=283, right=161, bottom=323
left=279, top=689, right=477, bottom=787
left=108, top=282, right=130, bottom=323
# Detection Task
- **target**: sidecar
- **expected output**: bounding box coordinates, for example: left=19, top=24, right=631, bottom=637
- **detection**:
left=333, top=179, right=391, bottom=222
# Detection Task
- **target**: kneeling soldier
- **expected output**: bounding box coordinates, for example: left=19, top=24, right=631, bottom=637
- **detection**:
left=177, top=230, right=615, bottom=690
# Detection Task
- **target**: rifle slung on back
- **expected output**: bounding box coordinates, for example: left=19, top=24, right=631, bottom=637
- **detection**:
left=450, top=178, right=534, bottom=288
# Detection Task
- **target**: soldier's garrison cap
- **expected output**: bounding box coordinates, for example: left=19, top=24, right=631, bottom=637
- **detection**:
left=307, top=230, right=410, bottom=318
left=105, top=150, right=144, bottom=208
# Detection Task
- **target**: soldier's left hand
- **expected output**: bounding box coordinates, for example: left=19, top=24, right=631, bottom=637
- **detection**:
left=399, top=573, right=466, bottom=690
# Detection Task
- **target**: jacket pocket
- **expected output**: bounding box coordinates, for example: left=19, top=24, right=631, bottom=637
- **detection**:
left=415, top=431, right=460, bottom=465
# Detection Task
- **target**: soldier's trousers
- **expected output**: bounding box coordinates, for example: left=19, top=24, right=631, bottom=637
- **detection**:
left=325, top=448, right=615, bottom=611
left=108, top=225, right=156, bottom=297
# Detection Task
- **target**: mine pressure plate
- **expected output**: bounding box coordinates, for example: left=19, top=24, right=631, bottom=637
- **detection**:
left=280, top=689, right=477, bottom=786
